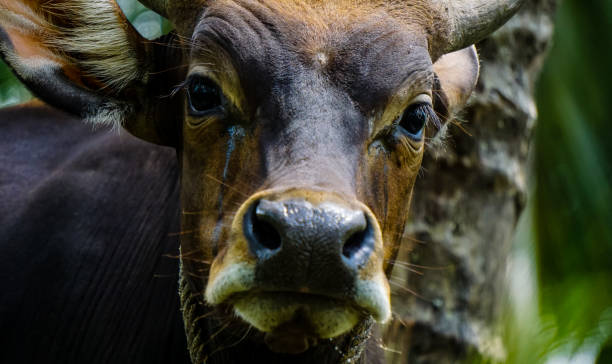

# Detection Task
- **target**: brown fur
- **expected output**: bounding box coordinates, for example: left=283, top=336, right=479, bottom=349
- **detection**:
left=201, top=0, right=438, bottom=57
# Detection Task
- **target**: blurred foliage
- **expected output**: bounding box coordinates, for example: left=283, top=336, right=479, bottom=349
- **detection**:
left=0, top=60, right=31, bottom=108
left=532, top=0, right=612, bottom=361
left=503, top=1, right=612, bottom=363
left=116, top=0, right=173, bottom=39
left=0, top=0, right=611, bottom=363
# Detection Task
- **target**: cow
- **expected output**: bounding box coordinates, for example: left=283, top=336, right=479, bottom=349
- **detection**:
left=0, top=0, right=525, bottom=363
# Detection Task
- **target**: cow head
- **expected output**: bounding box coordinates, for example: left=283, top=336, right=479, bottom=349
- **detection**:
left=0, top=0, right=523, bottom=356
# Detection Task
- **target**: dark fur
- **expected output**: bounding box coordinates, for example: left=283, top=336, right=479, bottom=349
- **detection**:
left=0, top=104, right=189, bottom=364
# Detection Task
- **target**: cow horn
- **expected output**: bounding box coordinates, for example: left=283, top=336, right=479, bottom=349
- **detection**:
left=432, top=0, right=526, bottom=58
left=138, top=0, right=168, bottom=18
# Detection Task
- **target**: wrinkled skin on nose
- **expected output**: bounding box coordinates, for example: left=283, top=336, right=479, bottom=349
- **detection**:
left=205, top=189, right=392, bottom=350
left=245, top=198, right=375, bottom=286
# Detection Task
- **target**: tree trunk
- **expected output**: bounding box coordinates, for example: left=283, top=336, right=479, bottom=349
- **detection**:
left=383, top=1, right=556, bottom=362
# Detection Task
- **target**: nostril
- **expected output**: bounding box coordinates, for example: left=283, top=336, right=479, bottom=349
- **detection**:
left=342, top=228, right=367, bottom=258
left=342, top=220, right=374, bottom=267
left=248, top=202, right=282, bottom=251
left=253, top=213, right=282, bottom=251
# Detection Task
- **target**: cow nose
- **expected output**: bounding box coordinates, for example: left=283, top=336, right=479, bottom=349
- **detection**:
left=243, top=199, right=375, bottom=271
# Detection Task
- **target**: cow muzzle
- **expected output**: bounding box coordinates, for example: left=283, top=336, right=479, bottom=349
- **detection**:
left=204, top=189, right=390, bottom=353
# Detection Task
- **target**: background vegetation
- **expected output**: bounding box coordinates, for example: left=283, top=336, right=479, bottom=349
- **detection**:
left=506, top=1, right=612, bottom=362
left=1, top=0, right=610, bottom=362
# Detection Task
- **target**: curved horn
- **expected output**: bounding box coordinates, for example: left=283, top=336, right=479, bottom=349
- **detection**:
left=138, top=0, right=168, bottom=18
left=432, top=0, right=526, bottom=58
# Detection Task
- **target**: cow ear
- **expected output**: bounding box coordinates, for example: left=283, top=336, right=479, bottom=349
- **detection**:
left=432, top=46, right=480, bottom=120
left=0, top=0, right=180, bottom=146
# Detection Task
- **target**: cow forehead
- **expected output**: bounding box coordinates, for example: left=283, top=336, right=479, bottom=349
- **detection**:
left=190, top=0, right=434, bottom=111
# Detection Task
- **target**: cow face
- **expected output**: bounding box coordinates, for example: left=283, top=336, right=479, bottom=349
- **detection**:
left=178, top=2, right=445, bottom=345
left=0, top=0, right=519, bottom=355
left=177, top=4, right=483, bottom=348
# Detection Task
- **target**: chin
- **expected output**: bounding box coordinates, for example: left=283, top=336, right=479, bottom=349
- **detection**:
left=232, top=292, right=362, bottom=353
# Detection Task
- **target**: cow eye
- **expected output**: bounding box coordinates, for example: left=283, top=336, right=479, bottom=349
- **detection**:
left=397, top=103, right=431, bottom=141
left=187, top=76, right=222, bottom=116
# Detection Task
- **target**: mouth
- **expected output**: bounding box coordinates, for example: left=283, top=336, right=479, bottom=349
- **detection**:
left=205, top=261, right=392, bottom=351
left=231, top=291, right=363, bottom=354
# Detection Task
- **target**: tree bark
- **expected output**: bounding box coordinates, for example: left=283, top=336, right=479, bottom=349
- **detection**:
left=383, top=1, right=556, bottom=362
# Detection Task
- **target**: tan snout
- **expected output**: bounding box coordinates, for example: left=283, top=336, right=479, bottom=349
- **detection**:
left=205, top=188, right=391, bottom=343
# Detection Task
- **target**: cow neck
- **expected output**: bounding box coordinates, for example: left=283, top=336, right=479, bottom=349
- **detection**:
left=178, top=262, right=374, bottom=364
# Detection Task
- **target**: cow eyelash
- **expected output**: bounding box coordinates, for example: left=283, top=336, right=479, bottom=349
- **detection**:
left=171, top=78, right=191, bottom=96
left=409, top=103, right=442, bottom=131
left=171, top=75, right=218, bottom=96
left=393, top=103, right=441, bottom=141
left=173, top=75, right=226, bottom=119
